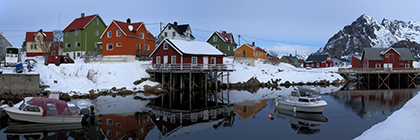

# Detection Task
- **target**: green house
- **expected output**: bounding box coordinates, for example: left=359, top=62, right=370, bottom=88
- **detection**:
left=280, top=55, right=302, bottom=68
left=62, top=13, right=106, bottom=59
left=206, top=31, right=237, bottom=56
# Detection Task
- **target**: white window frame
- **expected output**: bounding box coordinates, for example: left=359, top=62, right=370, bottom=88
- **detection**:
left=66, top=32, right=70, bottom=37
left=145, top=44, right=149, bottom=51
left=95, top=30, right=99, bottom=36
left=140, top=32, right=144, bottom=39
left=316, top=63, right=320, bottom=67
left=214, top=45, right=219, bottom=49
left=171, top=55, right=176, bottom=64
left=156, top=56, right=161, bottom=64
left=116, top=30, right=121, bottom=37
left=107, top=31, right=112, bottom=38
left=228, top=45, right=230, bottom=51
left=95, top=19, right=99, bottom=25
left=213, top=36, right=217, bottom=42
left=116, top=43, right=122, bottom=47
left=75, top=30, right=80, bottom=36
left=75, top=41, right=80, bottom=47
left=164, top=32, right=167, bottom=37
left=163, top=42, right=168, bottom=50
left=107, top=43, right=113, bottom=50
left=376, top=63, right=381, bottom=68
left=192, top=57, right=197, bottom=65
left=385, top=54, right=389, bottom=58
left=405, top=63, right=410, bottom=68
left=172, top=32, right=176, bottom=37
left=66, top=42, right=71, bottom=48
left=211, top=57, right=216, bottom=65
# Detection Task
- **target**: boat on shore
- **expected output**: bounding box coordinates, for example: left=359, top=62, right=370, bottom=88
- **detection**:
left=276, top=87, right=327, bottom=113
left=3, top=97, right=84, bottom=124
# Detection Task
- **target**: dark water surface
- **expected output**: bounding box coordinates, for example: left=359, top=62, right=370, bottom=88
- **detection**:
left=0, top=88, right=418, bottom=140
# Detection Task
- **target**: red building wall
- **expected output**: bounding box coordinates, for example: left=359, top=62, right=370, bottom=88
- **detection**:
left=363, top=49, right=412, bottom=68
left=303, top=61, right=333, bottom=68
left=352, top=56, right=362, bottom=68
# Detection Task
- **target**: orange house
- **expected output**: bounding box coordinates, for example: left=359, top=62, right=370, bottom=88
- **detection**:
left=234, top=42, right=267, bottom=60
left=101, top=18, right=156, bottom=62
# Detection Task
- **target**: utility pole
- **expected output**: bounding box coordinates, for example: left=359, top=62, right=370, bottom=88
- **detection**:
left=160, top=22, right=162, bottom=32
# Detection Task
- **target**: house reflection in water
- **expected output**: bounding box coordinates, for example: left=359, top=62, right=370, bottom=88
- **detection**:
left=234, top=99, right=267, bottom=120
left=147, top=91, right=235, bottom=137
left=334, top=89, right=419, bottom=119
left=101, top=112, right=155, bottom=140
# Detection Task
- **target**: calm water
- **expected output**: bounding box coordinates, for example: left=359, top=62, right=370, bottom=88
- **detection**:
left=0, top=87, right=418, bottom=140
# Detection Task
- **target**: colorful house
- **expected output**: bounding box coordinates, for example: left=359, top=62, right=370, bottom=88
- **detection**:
left=101, top=18, right=156, bottom=62
left=332, top=58, right=351, bottom=67
left=303, top=54, right=333, bottom=68
left=0, top=32, right=13, bottom=60
left=25, top=29, right=53, bottom=57
left=357, top=47, right=415, bottom=68
left=62, top=13, right=106, bottom=59
left=234, top=42, right=267, bottom=66
left=149, top=39, right=225, bottom=70
left=157, top=22, right=195, bottom=44
left=280, top=55, right=301, bottom=67
left=206, top=31, right=237, bottom=56
left=50, top=41, right=63, bottom=55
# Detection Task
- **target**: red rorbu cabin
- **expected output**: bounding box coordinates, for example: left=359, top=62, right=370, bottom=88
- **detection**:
left=149, top=39, right=225, bottom=70
left=357, top=47, right=415, bottom=69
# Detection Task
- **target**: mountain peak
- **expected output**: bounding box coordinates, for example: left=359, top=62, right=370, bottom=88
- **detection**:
left=356, top=14, right=376, bottom=24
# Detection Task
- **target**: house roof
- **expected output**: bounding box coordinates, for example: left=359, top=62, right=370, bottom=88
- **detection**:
left=0, top=33, right=13, bottom=46
left=281, top=56, right=300, bottom=63
left=161, top=22, right=195, bottom=39
left=150, top=39, right=225, bottom=56
left=63, top=14, right=98, bottom=32
left=51, top=41, right=63, bottom=48
left=236, top=43, right=267, bottom=53
left=305, top=55, right=330, bottom=63
left=100, top=20, right=156, bottom=40
left=25, top=31, right=53, bottom=41
left=364, top=47, right=415, bottom=61
left=212, top=31, right=237, bottom=45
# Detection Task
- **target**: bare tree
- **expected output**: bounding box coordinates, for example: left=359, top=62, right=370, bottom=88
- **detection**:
left=53, top=30, right=63, bottom=42
left=268, top=50, right=279, bottom=57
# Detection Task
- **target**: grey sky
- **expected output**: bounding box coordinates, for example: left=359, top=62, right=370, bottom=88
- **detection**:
left=1, top=0, right=420, bottom=56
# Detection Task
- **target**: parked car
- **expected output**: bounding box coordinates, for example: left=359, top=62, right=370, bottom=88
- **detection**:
left=44, top=55, right=74, bottom=66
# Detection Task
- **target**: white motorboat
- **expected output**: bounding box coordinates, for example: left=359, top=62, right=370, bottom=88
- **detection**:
left=276, top=87, right=327, bottom=113
left=4, top=97, right=83, bottom=124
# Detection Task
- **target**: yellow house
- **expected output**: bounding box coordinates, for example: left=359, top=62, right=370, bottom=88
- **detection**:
left=25, top=29, right=53, bottom=57
left=234, top=42, right=267, bottom=60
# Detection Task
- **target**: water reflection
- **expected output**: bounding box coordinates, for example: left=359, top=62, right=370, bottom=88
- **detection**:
left=234, top=100, right=267, bottom=120
left=4, top=123, right=84, bottom=140
left=147, top=91, right=235, bottom=137
left=333, top=88, right=419, bottom=119
left=102, top=112, right=154, bottom=140
left=275, top=108, right=328, bottom=135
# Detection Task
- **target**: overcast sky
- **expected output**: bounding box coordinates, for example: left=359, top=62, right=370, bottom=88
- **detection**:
left=1, top=0, right=420, bottom=56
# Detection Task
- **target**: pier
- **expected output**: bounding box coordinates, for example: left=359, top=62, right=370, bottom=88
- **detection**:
left=145, top=63, right=235, bottom=92
left=338, top=68, right=420, bottom=89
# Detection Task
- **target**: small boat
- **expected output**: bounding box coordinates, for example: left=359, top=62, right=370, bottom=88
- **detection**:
left=276, top=87, right=327, bottom=113
left=4, top=97, right=84, bottom=123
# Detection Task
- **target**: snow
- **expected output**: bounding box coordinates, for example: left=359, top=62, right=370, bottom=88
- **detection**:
left=168, top=39, right=224, bottom=55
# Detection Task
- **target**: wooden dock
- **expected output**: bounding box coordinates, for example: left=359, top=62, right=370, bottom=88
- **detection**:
left=145, top=64, right=235, bottom=92
left=338, top=68, right=420, bottom=89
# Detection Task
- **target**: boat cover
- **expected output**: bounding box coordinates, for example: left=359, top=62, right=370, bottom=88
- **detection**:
left=28, top=97, right=73, bottom=116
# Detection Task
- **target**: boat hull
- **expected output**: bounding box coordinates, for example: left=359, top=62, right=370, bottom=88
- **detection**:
left=4, top=108, right=82, bottom=124
left=275, top=101, right=326, bottom=113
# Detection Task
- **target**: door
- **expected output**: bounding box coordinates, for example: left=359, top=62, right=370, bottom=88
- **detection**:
left=163, top=56, right=168, bottom=64
left=203, top=56, right=208, bottom=69
left=242, top=50, right=246, bottom=57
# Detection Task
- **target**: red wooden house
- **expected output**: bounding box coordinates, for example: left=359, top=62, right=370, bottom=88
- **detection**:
left=101, top=18, right=156, bottom=62
left=303, top=54, right=333, bottom=68
left=149, top=39, right=225, bottom=70
left=357, top=47, right=415, bottom=68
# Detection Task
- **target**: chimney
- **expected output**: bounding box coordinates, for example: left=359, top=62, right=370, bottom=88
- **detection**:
left=222, top=31, right=227, bottom=34
left=81, top=13, right=85, bottom=18
left=252, top=42, right=255, bottom=46
left=174, top=21, right=178, bottom=26
left=127, top=18, right=131, bottom=24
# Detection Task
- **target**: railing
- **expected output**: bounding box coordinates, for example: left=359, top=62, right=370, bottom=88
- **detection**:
left=145, top=63, right=234, bottom=71
left=338, top=68, right=420, bottom=73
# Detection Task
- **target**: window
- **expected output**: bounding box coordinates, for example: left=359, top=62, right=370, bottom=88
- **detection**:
left=116, top=30, right=121, bottom=37
left=75, top=41, right=80, bottom=47
left=116, top=43, right=122, bottom=47
left=156, top=56, right=161, bottom=64
left=316, top=63, right=320, bottom=67
left=164, top=32, right=167, bottom=37
left=51, top=50, right=56, bottom=55
left=211, top=57, right=216, bottom=64
left=168, top=26, right=171, bottom=30
left=75, top=30, right=80, bottom=36
left=140, top=32, right=144, bottom=39
left=228, top=45, right=230, bottom=51
left=311, top=64, right=314, bottom=67
left=236, top=50, right=240, bottom=53
left=66, top=43, right=71, bottom=48
left=107, top=119, right=113, bottom=125
left=116, top=132, right=121, bottom=138
left=107, top=31, right=112, bottom=38
left=36, top=35, right=41, bottom=40
left=77, top=52, right=81, bottom=57
left=46, top=103, right=57, bottom=116
left=107, top=43, right=113, bottom=50
left=163, top=42, right=168, bottom=50
left=66, top=32, right=70, bottom=37
left=385, top=54, right=389, bottom=58
left=116, top=123, right=122, bottom=127
left=95, top=19, right=99, bottom=25
left=107, top=130, right=112, bottom=136
left=171, top=56, right=176, bottom=64
left=214, top=45, right=219, bottom=49
left=172, top=32, right=175, bottom=37
left=192, top=57, right=197, bottom=65
left=145, top=45, right=149, bottom=50
left=213, top=36, right=217, bottom=42
left=95, top=30, right=99, bottom=36
left=376, top=63, right=381, bottom=68
left=405, top=64, right=410, bottom=68
left=30, top=44, right=37, bottom=49
left=23, top=106, right=40, bottom=112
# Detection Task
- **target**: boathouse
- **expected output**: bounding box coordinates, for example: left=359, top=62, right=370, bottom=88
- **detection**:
left=303, top=54, right=333, bottom=68
left=355, top=47, right=415, bottom=69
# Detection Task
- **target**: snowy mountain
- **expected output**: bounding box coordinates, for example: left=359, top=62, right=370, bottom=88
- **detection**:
left=317, top=14, right=420, bottom=59
left=296, top=51, right=309, bottom=60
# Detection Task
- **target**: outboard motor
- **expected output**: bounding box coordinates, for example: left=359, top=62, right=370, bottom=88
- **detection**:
left=90, top=106, right=95, bottom=116
left=7, top=101, right=13, bottom=107
left=80, top=108, right=90, bottom=118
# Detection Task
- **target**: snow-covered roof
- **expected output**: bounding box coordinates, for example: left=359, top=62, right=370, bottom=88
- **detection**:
left=151, top=39, right=225, bottom=56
